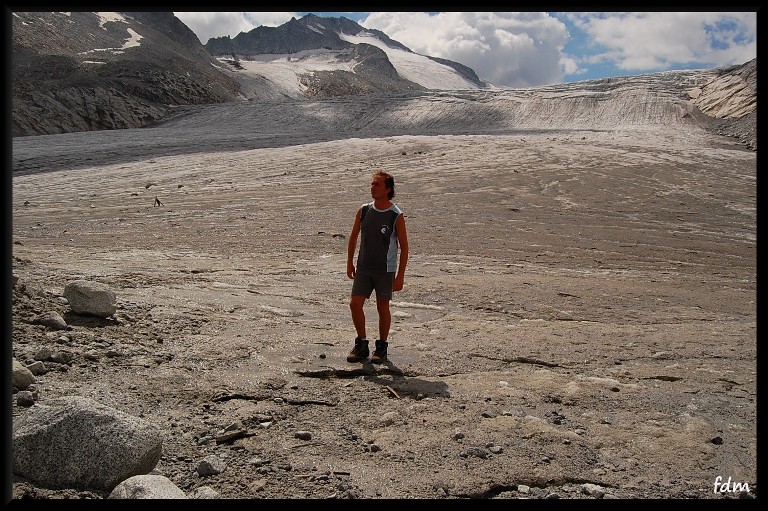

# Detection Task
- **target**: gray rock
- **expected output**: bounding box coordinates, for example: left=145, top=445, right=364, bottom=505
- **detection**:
left=26, top=360, right=47, bottom=376
left=295, top=430, right=312, bottom=440
left=13, top=395, right=163, bottom=491
left=16, top=391, right=37, bottom=407
left=108, top=474, right=188, bottom=499
left=461, top=446, right=488, bottom=459
left=12, top=359, right=36, bottom=390
left=35, top=311, right=68, bottom=330
left=64, top=280, right=117, bottom=318
left=33, top=346, right=53, bottom=361
left=197, top=455, right=227, bottom=476
left=190, top=485, right=221, bottom=499
left=48, top=351, right=72, bottom=365
left=581, top=483, right=606, bottom=498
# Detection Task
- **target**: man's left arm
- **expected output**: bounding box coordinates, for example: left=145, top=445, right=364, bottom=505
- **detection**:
left=393, top=214, right=409, bottom=291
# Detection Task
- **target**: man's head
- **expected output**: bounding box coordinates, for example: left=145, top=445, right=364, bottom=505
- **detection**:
left=371, top=170, right=395, bottom=200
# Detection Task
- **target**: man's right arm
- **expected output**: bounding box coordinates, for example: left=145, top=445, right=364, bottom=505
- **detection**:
left=346, top=208, right=361, bottom=279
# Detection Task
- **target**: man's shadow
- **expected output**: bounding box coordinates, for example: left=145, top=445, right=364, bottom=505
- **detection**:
left=363, top=359, right=451, bottom=399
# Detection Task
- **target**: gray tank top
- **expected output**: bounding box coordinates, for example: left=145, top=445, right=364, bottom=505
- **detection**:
left=356, top=202, right=402, bottom=273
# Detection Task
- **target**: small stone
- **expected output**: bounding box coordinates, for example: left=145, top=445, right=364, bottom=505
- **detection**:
left=295, top=431, right=312, bottom=440
left=16, top=391, right=37, bottom=407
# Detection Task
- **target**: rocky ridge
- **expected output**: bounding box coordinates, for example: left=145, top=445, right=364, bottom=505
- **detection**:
left=10, top=12, right=481, bottom=137
left=11, top=11, right=243, bottom=137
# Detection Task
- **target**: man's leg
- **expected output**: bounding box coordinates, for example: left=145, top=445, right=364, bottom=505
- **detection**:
left=371, top=298, right=391, bottom=364
left=376, top=298, right=391, bottom=341
left=349, top=295, right=367, bottom=339
left=347, top=294, right=370, bottom=362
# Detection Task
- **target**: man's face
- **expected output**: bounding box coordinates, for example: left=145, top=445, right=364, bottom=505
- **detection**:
left=370, top=176, right=389, bottom=200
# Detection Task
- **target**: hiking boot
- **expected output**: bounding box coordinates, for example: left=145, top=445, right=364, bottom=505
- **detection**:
left=346, top=337, right=369, bottom=363
left=371, top=340, right=388, bottom=364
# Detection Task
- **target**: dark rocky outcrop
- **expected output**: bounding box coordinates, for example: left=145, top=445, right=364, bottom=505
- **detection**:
left=205, top=13, right=411, bottom=58
left=299, top=43, right=426, bottom=97
left=11, top=12, right=484, bottom=136
left=425, top=55, right=484, bottom=87
left=11, top=11, right=243, bottom=137
left=688, top=58, right=756, bottom=150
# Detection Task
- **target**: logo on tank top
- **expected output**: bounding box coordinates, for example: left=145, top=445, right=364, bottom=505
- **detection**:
left=380, top=224, right=391, bottom=245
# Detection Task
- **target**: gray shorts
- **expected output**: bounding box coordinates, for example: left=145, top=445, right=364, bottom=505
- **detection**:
left=351, top=270, right=395, bottom=300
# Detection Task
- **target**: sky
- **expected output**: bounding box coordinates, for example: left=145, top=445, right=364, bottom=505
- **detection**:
left=173, top=11, right=757, bottom=88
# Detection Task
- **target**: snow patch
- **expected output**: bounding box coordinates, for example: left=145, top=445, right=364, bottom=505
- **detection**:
left=338, top=31, right=480, bottom=90
left=95, top=12, right=127, bottom=29
left=219, top=50, right=355, bottom=98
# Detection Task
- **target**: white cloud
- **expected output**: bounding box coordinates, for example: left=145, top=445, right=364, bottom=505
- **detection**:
left=360, top=12, right=570, bottom=87
left=564, top=12, right=756, bottom=72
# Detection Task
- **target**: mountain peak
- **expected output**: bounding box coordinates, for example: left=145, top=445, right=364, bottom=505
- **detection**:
left=204, top=14, right=486, bottom=96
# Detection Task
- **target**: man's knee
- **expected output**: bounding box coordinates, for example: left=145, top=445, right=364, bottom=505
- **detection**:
left=376, top=298, right=390, bottom=313
left=349, top=295, right=365, bottom=311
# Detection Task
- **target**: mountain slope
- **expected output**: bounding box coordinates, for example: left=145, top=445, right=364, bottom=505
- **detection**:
left=11, top=12, right=486, bottom=136
left=137, top=65, right=756, bottom=139
left=205, top=13, right=485, bottom=98
left=11, top=11, right=244, bottom=136
left=11, top=58, right=757, bottom=177
left=10, top=11, right=755, bottom=151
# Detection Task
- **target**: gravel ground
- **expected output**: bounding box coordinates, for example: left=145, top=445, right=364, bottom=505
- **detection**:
left=9, top=99, right=756, bottom=500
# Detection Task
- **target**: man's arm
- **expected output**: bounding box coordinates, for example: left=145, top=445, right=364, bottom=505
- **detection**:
left=347, top=208, right=362, bottom=279
left=393, top=213, right=409, bottom=291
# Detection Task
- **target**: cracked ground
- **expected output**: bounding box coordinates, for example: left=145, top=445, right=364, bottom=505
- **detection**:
left=11, top=124, right=756, bottom=499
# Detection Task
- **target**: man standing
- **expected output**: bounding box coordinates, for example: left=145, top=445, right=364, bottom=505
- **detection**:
left=346, top=171, right=409, bottom=364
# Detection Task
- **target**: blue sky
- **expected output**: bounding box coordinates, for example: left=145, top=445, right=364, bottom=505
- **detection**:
left=173, top=12, right=757, bottom=88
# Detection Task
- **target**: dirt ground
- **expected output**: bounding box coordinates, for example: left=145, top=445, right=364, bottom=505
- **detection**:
left=9, top=121, right=756, bottom=499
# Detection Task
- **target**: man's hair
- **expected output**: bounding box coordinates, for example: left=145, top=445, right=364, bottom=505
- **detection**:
left=374, top=170, right=395, bottom=199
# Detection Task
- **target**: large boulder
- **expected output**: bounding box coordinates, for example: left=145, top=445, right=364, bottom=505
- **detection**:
left=63, top=280, right=117, bottom=318
left=108, top=475, right=188, bottom=499
left=13, top=396, right=163, bottom=491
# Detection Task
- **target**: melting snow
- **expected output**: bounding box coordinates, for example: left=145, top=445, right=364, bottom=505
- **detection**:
left=220, top=30, right=481, bottom=96
left=79, top=26, right=143, bottom=55
left=95, top=12, right=126, bottom=29
left=220, top=49, right=356, bottom=97
left=338, top=31, right=480, bottom=90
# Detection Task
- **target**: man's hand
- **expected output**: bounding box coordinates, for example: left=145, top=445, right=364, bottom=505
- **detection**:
left=347, top=262, right=356, bottom=280
left=393, top=274, right=404, bottom=291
